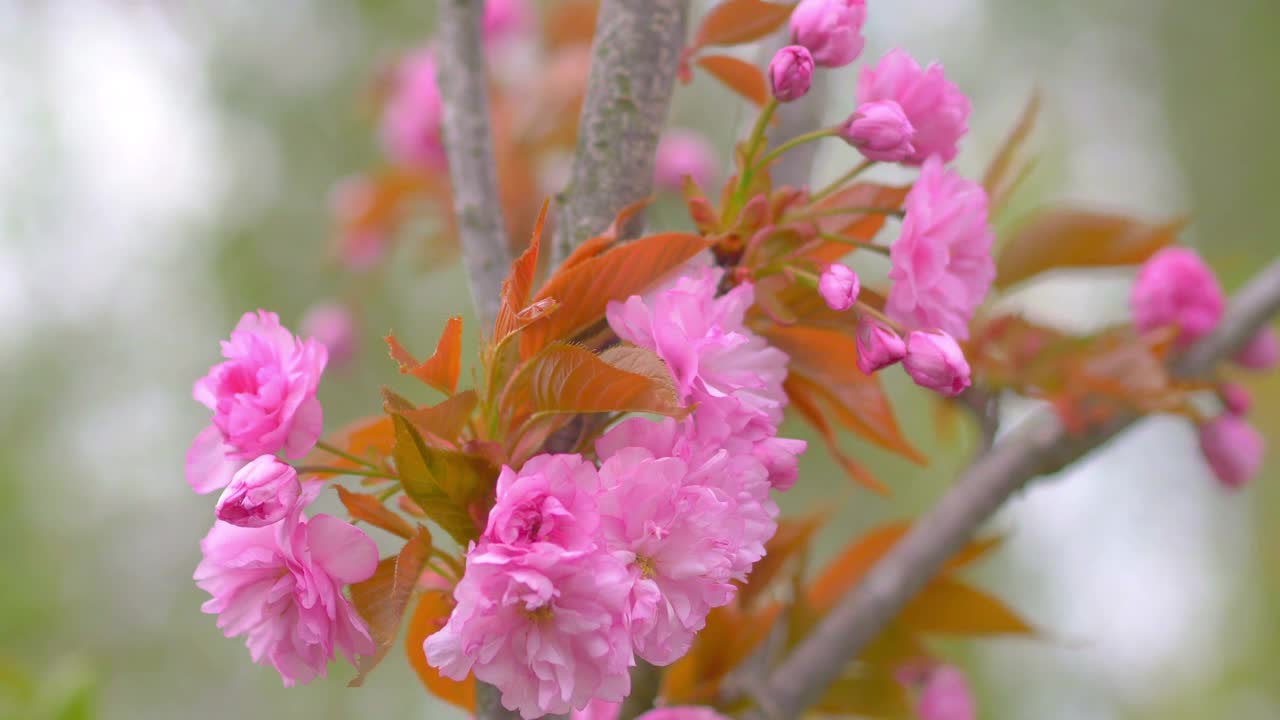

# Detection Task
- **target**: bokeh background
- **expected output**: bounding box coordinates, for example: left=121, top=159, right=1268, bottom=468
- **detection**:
left=2, top=1, right=1277, bottom=719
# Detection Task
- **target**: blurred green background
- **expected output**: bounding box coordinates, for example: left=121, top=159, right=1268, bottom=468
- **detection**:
left=1, top=1, right=1277, bottom=718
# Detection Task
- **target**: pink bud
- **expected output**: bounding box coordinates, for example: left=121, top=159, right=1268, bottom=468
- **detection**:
left=915, top=666, right=976, bottom=720
left=1198, top=413, right=1265, bottom=490
left=769, top=45, right=815, bottom=102
left=1233, top=326, right=1280, bottom=370
left=818, top=263, right=860, bottom=311
left=1218, top=382, right=1252, bottom=416
left=903, top=330, right=971, bottom=397
left=483, top=0, right=531, bottom=45
left=654, top=130, right=718, bottom=192
left=215, top=455, right=301, bottom=528
left=789, top=0, right=867, bottom=68
left=857, top=49, right=971, bottom=165
left=856, top=315, right=906, bottom=374
left=840, top=99, right=916, bottom=163
left=300, top=302, right=357, bottom=368
left=1131, top=247, right=1225, bottom=347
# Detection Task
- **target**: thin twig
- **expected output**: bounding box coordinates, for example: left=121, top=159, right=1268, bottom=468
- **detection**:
left=742, top=258, right=1280, bottom=720
left=436, top=0, right=511, bottom=330
left=549, top=0, right=691, bottom=266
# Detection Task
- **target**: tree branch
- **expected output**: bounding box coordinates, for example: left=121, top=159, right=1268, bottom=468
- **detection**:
left=436, top=0, right=511, bottom=331
left=549, top=0, right=691, bottom=266
left=743, top=258, right=1280, bottom=720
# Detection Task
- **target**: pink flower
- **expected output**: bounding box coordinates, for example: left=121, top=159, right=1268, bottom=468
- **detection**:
left=654, top=131, right=718, bottom=192
left=597, top=448, right=737, bottom=665
left=856, top=315, right=907, bottom=374
left=381, top=48, right=447, bottom=170
left=300, top=302, right=357, bottom=369
left=857, top=49, right=971, bottom=165
left=886, top=157, right=995, bottom=339
left=188, top=311, right=327, bottom=494
left=484, top=454, right=601, bottom=552
left=484, top=0, right=531, bottom=44
left=752, top=435, right=808, bottom=492
left=1234, top=327, right=1280, bottom=370
left=331, top=177, right=388, bottom=272
left=911, top=666, right=976, bottom=720
left=789, top=0, right=866, bottom=68
left=1219, top=382, right=1252, bottom=416
left=424, top=544, right=634, bottom=718
left=1198, top=413, right=1265, bottom=490
left=769, top=45, right=815, bottom=102
left=903, top=331, right=971, bottom=397
left=636, top=708, right=733, bottom=720
left=819, top=263, right=860, bottom=311
left=194, top=504, right=378, bottom=686
left=1131, top=247, right=1225, bottom=347
left=215, top=455, right=301, bottom=528
left=840, top=99, right=916, bottom=163
left=573, top=700, right=621, bottom=720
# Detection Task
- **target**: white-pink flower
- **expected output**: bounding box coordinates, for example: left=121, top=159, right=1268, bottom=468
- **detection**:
left=424, top=544, right=634, bottom=719
left=381, top=48, right=447, bottom=170
left=886, top=157, right=995, bottom=340
left=857, top=49, right=971, bottom=165
left=597, top=448, right=737, bottom=666
left=483, top=454, right=602, bottom=552
left=194, top=499, right=377, bottom=687
left=188, top=310, right=327, bottom=494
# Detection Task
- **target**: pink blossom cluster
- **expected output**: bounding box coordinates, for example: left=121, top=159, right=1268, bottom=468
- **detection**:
left=1130, top=248, right=1277, bottom=490
left=424, top=267, right=805, bottom=718
left=187, top=311, right=379, bottom=686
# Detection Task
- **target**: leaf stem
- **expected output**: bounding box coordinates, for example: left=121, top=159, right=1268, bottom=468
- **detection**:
left=810, top=159, right=875, bottom=204
left=751, top=127, right=839, bottom=172
left=294, top=465, right=399, bottom=481
left=314, top=440, right=381, bottom=470
left=817, top=232, right=891, bottom=256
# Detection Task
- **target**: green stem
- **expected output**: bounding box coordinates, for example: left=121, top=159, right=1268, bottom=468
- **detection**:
left=818, top=232, right=891, bottom=256
left=810, top=159, right=875, bottom=203
left=788, top=206, right=903, bottom=223
left=728, top=99, right=780, bottom=219
left=314, top=440, right=381, bottom=470
left=856, top=300, right=904, bottom=333
left=752, top=126, right=838, bottom=172
left=294, top=465, right=398, bottom=481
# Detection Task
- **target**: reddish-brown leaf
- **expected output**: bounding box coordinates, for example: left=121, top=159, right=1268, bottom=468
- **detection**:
left=520, top=232, right=710, bottom=358
left=784, top=374, right=891, bottom=495
left=693, top=0, right=797, bottom=48
left=405, top=590, right=476, bottom=710
left=808, top=523, right=909, bottom=611
left=557, top=196, right=655, bottom=273
left=399, top=390, right=478, bottom=444
left=385, top=316, right=464, bottom=395
left=306, top=416, right=396, bottom=474
left=696, top=54, right=769, bottom=107
left=900, top=576, right=1035, bottom=636
left=336, top=485, right=415, bottom=540
left=995, top=209, right=1185, bottom=290
left=544, top=0, right=600, bottom=49
left=738, top=511, right=829, bottom=608
left=662, top=603, right=782, bottom=704
left=798, top=183, right=911, bottom=263
left=494, top=201, right=548, bottom=340
left=768, top=326, right=925, bottom=465
left=505, top=343, right=685, bottom=421
left=983, top=91, right=1041, bottom=197
left=349, top=527, right=433, bottom=685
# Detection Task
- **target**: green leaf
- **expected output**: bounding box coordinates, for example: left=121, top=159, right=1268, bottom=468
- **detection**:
left=391, top=414, right=493, bottom=545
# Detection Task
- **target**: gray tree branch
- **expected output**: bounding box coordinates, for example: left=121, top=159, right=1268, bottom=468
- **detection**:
left=436, top=0, right=511, bottom=331
left=743, top=258, right=1280, bottom=720
left=549, top=0, right=691, bottom=266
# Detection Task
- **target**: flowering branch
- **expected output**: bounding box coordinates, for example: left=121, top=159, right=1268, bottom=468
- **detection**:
left=435, top=0, right=511, bottom=329
left=742, top=258, right=1280, bottom=720
left=550, top=0, right=690, bottom=266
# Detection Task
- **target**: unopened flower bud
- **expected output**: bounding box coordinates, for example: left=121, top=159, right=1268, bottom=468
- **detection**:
left=916, top=666, right=977, bottom=720
left=818, top=263, right=860, bottom=311
left=903, top=330, right=971, bottom=397
left=1131, top=247, right=1225, bottom=347
left=215, top=455, right=301, bottom=528
left=840, top=99, right=916, bottom=163
left=769, top=45, right=815, bottom=102
left=1198, top=413, right=1265, bottom=490
left=653, top=130, right=717, bottom=192
left=856, top=315, right=906, bottom=374
left=1218, top=382, right=1252, bottom=416
left=1233, top=326, right=1280, bottom=370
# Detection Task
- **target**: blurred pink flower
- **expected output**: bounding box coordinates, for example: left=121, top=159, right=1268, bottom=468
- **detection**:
left=331, top=177, right=388, bottom=272
left=886, top=157, right=994, bottom=339
left=188, top=310, right=327, bottom=494
left=483, top=454, right=601, bottom=552
left=636, top=708, right=732, bottom=720
left=1131, top=247, right=1225, bottom=347
left=572, top=700, right=621, bottom=720
left=424, top=544, right=634, bottom=719
left=913, top=665, right=976, bottom=720
left=215, top=455, right=301, bottom=528
left=300, top=302, right=357, bottom=368
left=856, top=315, right=907, bottom=374
left=819, top=263, right=860, bottom=311
left=597, top=448, right=737, bottom=665
left=857, top=49, right=971, bottom=165
left=903, top=330, right=971, bottom=397
left=840, top=99, right=916, bottom=163
left=194, top=505, right=377, bottom=686
left=1234, top=326, right=1279, bottom=370
left=1219, top=382, right=1252, bottom=416
left=381, top=48, right=447, bottom=170
left=769, top=45, right=815, bottom=102
left=484, top=0, right=532, bottom=44
left=1198, top=413, right=1265, bottom=490
left=653, top=131, right=717, bottom=192
left=789, top=0, right=866, bottom=68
